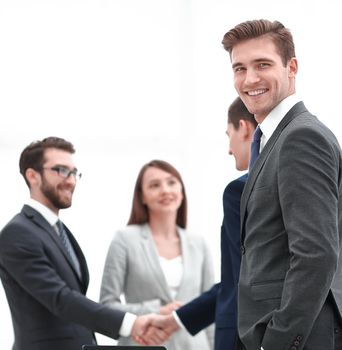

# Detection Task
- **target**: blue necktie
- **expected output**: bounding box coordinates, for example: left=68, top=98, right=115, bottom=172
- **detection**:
left=249, top=126, right=263, bottom=170
left=56, top=220, right=81, bottom=278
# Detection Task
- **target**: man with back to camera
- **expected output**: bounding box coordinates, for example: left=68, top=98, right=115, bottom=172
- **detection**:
left=172, top=97, right=257, bottom=350
left=222, top=19, right=342, bottom=350
left=0, top=136, right=167, bottom=350
left=146, top=97, right=257, bottom=350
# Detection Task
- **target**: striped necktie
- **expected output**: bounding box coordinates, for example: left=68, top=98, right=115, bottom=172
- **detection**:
left=56, top=220, right=81, bottom=278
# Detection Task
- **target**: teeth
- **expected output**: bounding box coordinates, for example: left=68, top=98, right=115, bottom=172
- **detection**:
left=248, top=89, right=266, bottom=96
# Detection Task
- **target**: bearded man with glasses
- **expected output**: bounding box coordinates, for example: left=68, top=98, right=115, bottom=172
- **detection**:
left=0, top=136, right=168, bottom=350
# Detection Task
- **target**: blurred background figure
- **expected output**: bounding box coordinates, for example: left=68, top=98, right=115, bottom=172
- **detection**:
left=100, top=159, right=214, bottom=350
left=173, top=97, right=257, bottom=350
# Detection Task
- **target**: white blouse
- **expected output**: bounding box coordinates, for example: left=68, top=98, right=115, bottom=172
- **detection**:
left=158, top=255, right=183, bottom=299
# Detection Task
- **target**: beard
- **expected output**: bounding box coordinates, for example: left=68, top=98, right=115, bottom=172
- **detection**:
left=40, top=177, right=73, bottom=210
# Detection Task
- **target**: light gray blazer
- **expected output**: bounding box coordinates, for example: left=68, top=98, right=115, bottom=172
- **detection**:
left=100, top=223, right=215, bottom=350
left=239, top=102, right=342, bottom=350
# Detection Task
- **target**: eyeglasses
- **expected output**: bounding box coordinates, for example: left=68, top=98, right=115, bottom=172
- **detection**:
left=43, top=166, right=82, bottom=180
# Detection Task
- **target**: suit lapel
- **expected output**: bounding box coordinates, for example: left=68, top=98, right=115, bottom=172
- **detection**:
left=140, top=224, right=173, bottom=301
left=240, top=102, right=308, bottom=243
left=22, top=205, right=87, bottom=289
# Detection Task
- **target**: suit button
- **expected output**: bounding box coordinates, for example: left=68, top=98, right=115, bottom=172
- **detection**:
left=296, top=335, right=302, bottom=341
left=240, top=245, right=246, bottom=254
left=294, top=341, right=299, bottom=346
left=290, top=346, right=297, bottom=350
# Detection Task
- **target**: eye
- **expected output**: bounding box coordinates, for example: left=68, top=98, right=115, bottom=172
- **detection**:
left=58, top=167, right=70, bottom=177
left=149, top=182, right=159, bottom=189
left=168, top=179, right=177, bottom=186
left=51, top=166, right=69, bottom=176
left=233, top=66, right=245, bottom=73
left=259, top=62, right=270, bottom=69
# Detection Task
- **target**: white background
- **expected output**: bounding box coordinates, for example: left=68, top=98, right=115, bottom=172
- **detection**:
left=1, top=0, right=342, bottom=347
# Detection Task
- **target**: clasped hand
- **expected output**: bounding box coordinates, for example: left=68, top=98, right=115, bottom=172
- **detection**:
left=131, top=313, right=180, bottom=345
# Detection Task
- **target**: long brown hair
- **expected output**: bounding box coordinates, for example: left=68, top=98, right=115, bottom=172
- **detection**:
left=127, top=160, right=187, bottom=228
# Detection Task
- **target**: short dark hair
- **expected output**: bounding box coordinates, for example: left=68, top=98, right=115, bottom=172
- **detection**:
left=19, top=136, right=75, bottom=187
left=127, top=160, right=187, bottom=228
left=222, top=19, right=295, bottom=66
left=228, top=97, right=258, bottom=129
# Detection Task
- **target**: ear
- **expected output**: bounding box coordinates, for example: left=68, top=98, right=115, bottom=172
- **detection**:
left=288, top=57, right=298, bottom=77
left=238, top=119, right=249, bottom=139
left=244, top=120, right=257, bottom=141
left=25, top=168, right=41, bottom=187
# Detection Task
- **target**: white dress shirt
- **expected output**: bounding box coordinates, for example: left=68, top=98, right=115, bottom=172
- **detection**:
left=259, top=94, right=301, bottom=152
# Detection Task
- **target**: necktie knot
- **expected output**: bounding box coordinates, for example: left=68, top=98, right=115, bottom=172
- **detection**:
left=249, top=126, right=263, bottom=170
left=253, top=125, right=262, bottom=143
left=56, top=220, right=64, bottom=235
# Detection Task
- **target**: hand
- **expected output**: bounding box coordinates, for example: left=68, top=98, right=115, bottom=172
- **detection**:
left=151, top=313, right=180, bottom=334
left=160, top=301, right=183, bottom=315
left=135, top=314, right=180, bottom=345
left=131, top=313, right=171, bottom=345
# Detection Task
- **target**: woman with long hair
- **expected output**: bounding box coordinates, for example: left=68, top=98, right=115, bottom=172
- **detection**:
left=100, top=159, right=214, bottom=350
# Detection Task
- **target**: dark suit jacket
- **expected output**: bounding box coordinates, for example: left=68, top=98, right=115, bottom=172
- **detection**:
left=239, top=102, right=342, bottom=350
left=0, top=205, right=125, bottom=350
left=176, top=175, right=247, bottom=350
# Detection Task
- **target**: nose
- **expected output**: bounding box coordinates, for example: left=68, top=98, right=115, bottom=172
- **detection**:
left=64, top=174, right=77, bottom=186
left=160, top=182, right=171, bottom=193
left=245, top=68, right=260, bottom=85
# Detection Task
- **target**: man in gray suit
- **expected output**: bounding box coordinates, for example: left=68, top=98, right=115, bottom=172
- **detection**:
left=222, top=20, right=342, bottom=350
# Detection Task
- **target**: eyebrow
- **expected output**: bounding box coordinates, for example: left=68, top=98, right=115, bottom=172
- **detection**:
left=232, top=58, right=275, bottom=69
left=147, top=175, right=176, bottom=183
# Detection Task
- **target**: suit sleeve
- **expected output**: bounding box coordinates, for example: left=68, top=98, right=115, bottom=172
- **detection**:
left=0, top=221, right=125, bottom=339
left=261, top=126, right=341, bottom=349
left=99, top=231, right=161, bottom=314
left=176, top=283, right=218, bottom=334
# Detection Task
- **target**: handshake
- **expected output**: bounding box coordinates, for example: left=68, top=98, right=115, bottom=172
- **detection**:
left=131, top=302, right=182, bottom=346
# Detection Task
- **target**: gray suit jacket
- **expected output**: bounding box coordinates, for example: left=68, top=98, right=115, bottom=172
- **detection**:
left=239, top=102, right=342, bottom=350
left=100, top=223, right=215, bottom=350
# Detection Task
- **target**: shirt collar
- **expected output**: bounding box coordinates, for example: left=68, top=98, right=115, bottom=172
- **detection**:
left=25, top=198, right=59, bottom=226
left=259, top=94, right=301, bottom=151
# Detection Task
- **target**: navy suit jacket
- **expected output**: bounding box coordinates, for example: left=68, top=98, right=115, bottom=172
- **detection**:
left=176, top=174, right=247, bottom=350
left=0, top=205, right=125, bottom=350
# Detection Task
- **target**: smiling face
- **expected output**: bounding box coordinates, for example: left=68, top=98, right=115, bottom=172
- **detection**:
left=141, top=166, right=183, bottom=217
left=27, top=148, right=77, bottom=214
left=231, top=35, right=298, bottom=123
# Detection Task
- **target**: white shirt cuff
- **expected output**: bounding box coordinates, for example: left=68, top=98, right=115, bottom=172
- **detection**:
left=172, top=310, right=186, bottom=330
left=119, top=312, right=137, bottom=337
